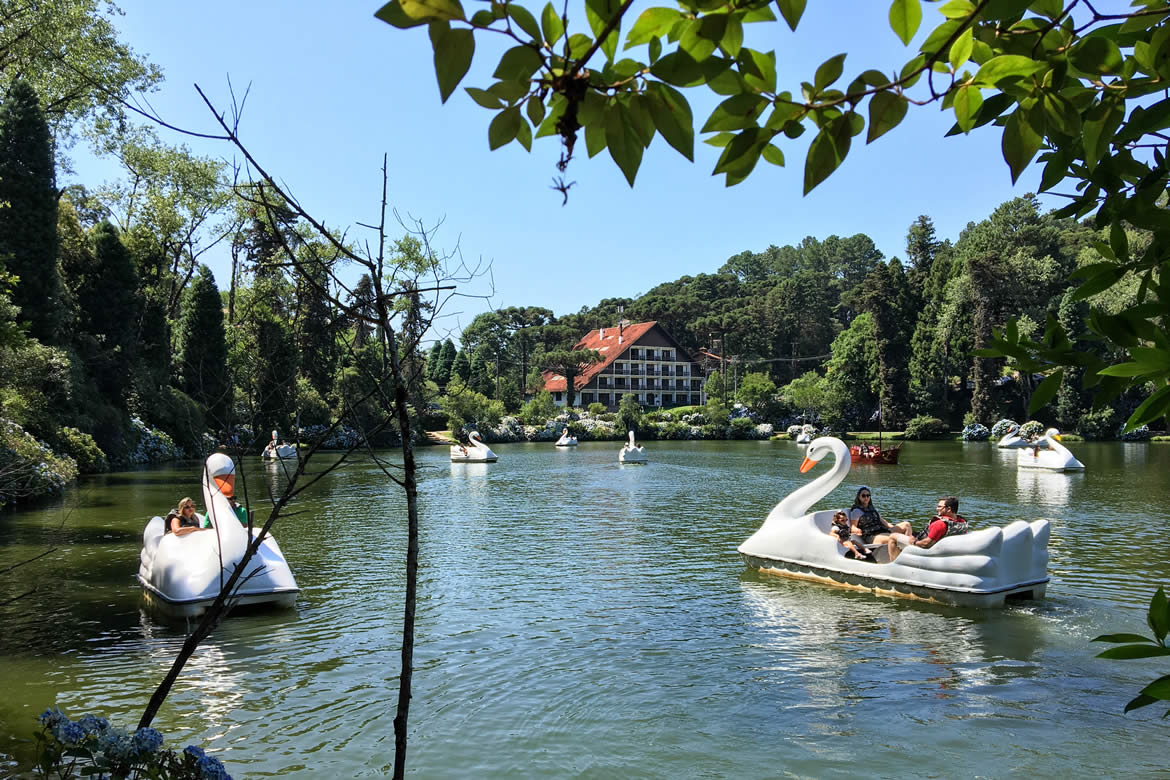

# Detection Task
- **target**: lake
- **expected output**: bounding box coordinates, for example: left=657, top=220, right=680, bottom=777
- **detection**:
left=1, top=439, right=1168, bottom=777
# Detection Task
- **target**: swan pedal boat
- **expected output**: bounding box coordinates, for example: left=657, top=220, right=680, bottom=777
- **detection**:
left=451, top=431, right=498, bottom=462
left=1016, top=428, right=1084, bottom=471
left=738, top=437, right=1050, bottom=608
left=619, top=430, right=648, bottom=463
left=137, top=453, right=300, bottom=618
left=997, top=424, right=1048, bottom=449
left=555, top=428, right=578, bottom=447
left=262, top=443, right=297, bottom=460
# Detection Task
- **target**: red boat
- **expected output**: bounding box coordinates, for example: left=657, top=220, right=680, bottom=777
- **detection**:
left=850, top=442, right=901, bottom=464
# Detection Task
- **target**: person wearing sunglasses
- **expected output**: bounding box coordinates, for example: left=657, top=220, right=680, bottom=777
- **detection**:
left=165, top=496, right=207, bottom=536
left=848, top=486, right=912, bottom=547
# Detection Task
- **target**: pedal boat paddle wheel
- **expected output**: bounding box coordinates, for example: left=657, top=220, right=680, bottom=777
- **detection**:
left=450, top=431, right=498, bottom=462
left=738, top=437, right=1050, bottom=608
left=137, top=453, right=300, bottom=617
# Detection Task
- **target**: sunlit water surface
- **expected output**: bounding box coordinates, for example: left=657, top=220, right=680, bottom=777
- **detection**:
left=2, top=440, right=1168, bottom=777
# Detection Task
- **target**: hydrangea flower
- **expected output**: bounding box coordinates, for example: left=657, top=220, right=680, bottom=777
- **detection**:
left=990, top=419, right=1018, bottom=439
left=133, top=726, right=164, bottom=754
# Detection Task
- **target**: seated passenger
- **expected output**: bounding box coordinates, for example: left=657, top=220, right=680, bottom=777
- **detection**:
left=166, top=496, right=205, bottom=536
left=887, top=495, right=969, bottom=561
left=829, top=510, right=871, bottom=560
left=849, top=486, right=912, bottom=546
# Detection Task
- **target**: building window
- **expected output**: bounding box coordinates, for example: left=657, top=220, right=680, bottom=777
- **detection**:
left=691, top=393, right=701, bottom=404
left=582, top=392, right=594, bottom=404
left=600, top=393, right=611, bottom=406
left=663, top=393, right=673, bottom=406
left=555, top=392, right=563, bottom=402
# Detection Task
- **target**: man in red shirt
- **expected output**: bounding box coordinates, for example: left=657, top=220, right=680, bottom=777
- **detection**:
left=886, top=496, right=968, bottom=561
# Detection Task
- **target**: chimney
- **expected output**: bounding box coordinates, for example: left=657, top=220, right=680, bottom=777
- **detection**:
left=600, top=327, right=605, bottom=339
left=618, top=321, right=624, bottom=344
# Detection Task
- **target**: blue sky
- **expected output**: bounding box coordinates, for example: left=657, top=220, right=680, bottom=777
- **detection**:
left=71, top=0, right=1049, bottom=332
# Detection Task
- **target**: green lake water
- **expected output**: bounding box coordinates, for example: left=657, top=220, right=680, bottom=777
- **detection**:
left=1, top=440, right=1168, bottom=777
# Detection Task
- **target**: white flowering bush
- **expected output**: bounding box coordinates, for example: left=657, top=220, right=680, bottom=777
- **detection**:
left=127, top=417, right=182, bottom=464
left=1019, top=420, right=1045, bottom=440
left=485, top=416, right=527, bottom=443
left=755, top=423, right=775, bottom=438
left=299, top=424, right=364, bottom=450
left=961, top=423, right=991, bottom=441
left=35, top=707, right=231, bottom=779
left=990, top=419, right=1018, bottom=438
left=0, top=418, right=78, bottom=508
left=1119, top=423, right=1152, bottom=441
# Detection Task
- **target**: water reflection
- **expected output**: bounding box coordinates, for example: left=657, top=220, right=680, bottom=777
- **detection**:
left=1120, top=442, right=1149, bottom=468
left=1014, top=467, right=1077, bottom=507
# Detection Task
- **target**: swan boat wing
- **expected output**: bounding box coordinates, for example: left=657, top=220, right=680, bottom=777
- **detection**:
left=738, top=436, right=1050, bottom=608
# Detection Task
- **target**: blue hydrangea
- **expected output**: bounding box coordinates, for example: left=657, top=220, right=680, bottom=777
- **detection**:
left=77, top=713, right=109, bottom=735
left=54, top=719, right=85, bottom=746
left=990, top=419, right=1018, bottom=439
left=38, top=707, right=66, bottom=727
left=185, top=744, right=207, bottom=760
left=197, top=753, right=233, bottom=780
left=961, top=423, right=990, bottom=441
left=96, top=727, right=136, bottom=763
left=133, top=726, right=164, bottom=754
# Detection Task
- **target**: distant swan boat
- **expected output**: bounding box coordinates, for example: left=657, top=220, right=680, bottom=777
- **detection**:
left=451, top=431, right=498, bottom=463
left=1016, top=428, right=1084, bottom=471
left=619, top=430, right=647, bottom=463
left=555, top=428, right=578, bottom=447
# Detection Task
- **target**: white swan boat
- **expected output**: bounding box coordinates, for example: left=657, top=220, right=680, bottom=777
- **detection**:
left=137, top=453, right=300, bottom=617
left=997, top=424, right=1047, bottom=449
left=451, top=431, right=497, bottom=462
left=738, top=437, right=1050, bottom=608
left=555, top=428, right=578, bottom=447
left=619, top=430, right=647, bottom=463
left=261, top=430, right=297, bottom=460
left=1016, top=428, right=1084, bottom=471
left=795, top=432, right=811, bottom=445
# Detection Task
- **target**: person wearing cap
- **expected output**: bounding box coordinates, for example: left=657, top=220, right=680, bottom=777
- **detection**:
left=848, top=486, right=912, bottom=547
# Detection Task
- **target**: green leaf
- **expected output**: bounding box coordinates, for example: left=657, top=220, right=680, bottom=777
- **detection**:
left=803, top=114, right=852, bottom=194
left=949, top=27, right=973, bottom=71
left=1081, top=100, right=1123, bottom=170
left=650, top=50, right=706, bottom=87
left=1070, top=36, right=1123, bottom=75
left=714, top=129, right=767, bottom=185
left=740, top=48, right=777, bottom=92
left=646, top=82, right=694, bottom=161
left=526, top=95, right=546, bottom=126
left=762, top=143, right=784, bottom=166
left=721, top=16, right=743, bottom=58
left=399, top=0, right=466, bottom=22
left=568, top=32, right=594, bottom=59
left=1071, top=266, right=1126, bottom=301
left=375, top=0, right=430, bottom=28
left=1123, top=385, right=1170, bottom=430
left=1149, top=588, right=1169, bottom=642
left=585, top=0, right=621, bottom=61
left=777, top=0, right=806, bottom=31
left=1028, top=369, right=1063, bottom=413
left=1042, top=93, right=1081, bottom=137
left=508, top=4, right=542, bottom=41
left=1093, top=633, right=1156, bottom=644
left=466, top=86, right=504, bottom=109
left=974, top=55, right=1046, bottom=87
left=678, top=18, right=717, bottom=62
left=938, top=0, right=976, bottom=19
left=535, top=95, right=566, bottom=137
left=430, top=25, right=475, bottom=103
left=1096, top=645, right=1170, bottom=660
left=488, top=106, right=522, bottom=149
left=1001, top=108, right=1041, bottom=184
left=488, top=78, right=529, bottom=104
left=1110, top=221, right=1130, bottom=262
left=867, top=90, right=907, bottom=143
left=605, top=101, right=644, bottom=185
left=471, top=9, right=495, bottom=25
left=953, top=84, right=982, bottom=133
left=1139, top=674, right=1170, bottom=701
left=625, top=7, right=681, bottom=49
left=515, top=116, right=533, bottom=151
left=542, top=2, right=565, bottom=45
left=814, top=53, right=847, bottom=92
left=493, top=46, right=543, bottom=81
left=701, top=93, right=767, bottom=132
left=585, top=122, right=607, bottom=157
left=1123, top=693, right=1160, bottom=713
left=889, top=0, right=921, bottom=46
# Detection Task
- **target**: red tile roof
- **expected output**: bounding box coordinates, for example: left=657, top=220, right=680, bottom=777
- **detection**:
left=542, top=320, right=660, bottom=393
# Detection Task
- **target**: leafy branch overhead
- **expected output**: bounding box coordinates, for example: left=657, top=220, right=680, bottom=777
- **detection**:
left=376, top=0, right=1170, bottom=434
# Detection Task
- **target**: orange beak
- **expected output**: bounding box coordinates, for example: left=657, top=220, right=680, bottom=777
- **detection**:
left=214, top=473, right=235, bottom=498
left=800, top=457, right=817, bottom=473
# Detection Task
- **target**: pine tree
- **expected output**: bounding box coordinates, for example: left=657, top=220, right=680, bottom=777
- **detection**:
left=295, top=256, right=336, bottom=396
left=0, top=80, right=62, bottom=344
left=437, top=340, right=457, bottom=385
left=426, top=341, right=443, bottom=380
left=451, top=349, right=470, bottom=383
left=79, top=222, right=140, bottom=403
left=175, top=265, right=230, bottom=424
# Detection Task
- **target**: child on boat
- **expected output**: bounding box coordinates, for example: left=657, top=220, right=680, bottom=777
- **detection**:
left=829, top=510, right=872, bottom=560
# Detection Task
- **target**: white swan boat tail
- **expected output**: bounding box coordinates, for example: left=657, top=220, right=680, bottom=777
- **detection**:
left=1016, top=428, right=1084, bottom=471
left=997, top=423, right=1048, bottom=449
left=555, top=428, right=578, bottom=447
left=451, top=431, right=498, bottom=462
left=137, top=453, right=300, bottom=617
left=738, top=437, right=1050, bottom=608
left=619, top=430, right=647, bottom=463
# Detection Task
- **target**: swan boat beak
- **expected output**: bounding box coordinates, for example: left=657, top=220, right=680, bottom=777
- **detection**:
left=799, top=456, right=817, bottom=473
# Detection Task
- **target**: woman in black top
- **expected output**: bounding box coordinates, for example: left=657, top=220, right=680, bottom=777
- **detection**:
left=847, top=486, right=911, bottom=545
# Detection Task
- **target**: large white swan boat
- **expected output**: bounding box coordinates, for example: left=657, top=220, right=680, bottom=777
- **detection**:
left=451, top=431, right=498, bottom=462
left=137, top=453, right=300, bottom=617
left=555, top=428, right=578, bottom=447
left=1016, top=428, right=1084, bottom=471
left=261, top=430, right=297, bottom=460
left=738, top=437, right=1050, bottom=608
left=619, top=430, right=647, bottom=463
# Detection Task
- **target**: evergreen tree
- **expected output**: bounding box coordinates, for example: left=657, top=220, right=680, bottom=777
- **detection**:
left=451, top=348, right=471, bottom=383
left=904, top=215, right=941, bottom=306
left=175, top=265, right=230, bottom=424
left=469, top=348, right=493, bottom=396
left=426, top=341, right=443, bottom=380
left=857, top=260, right=912, bottom=427
left=78, top=222, right=140, bottom=403
left=437, top=339, right=457, bottom=385
left=0, top=80, right=62, bottom=344
left=295, top=255, right=336, bottom=396
left=351, top=274, right=376, bottom=348
left=1054, top=289, right=1089, bottom=429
